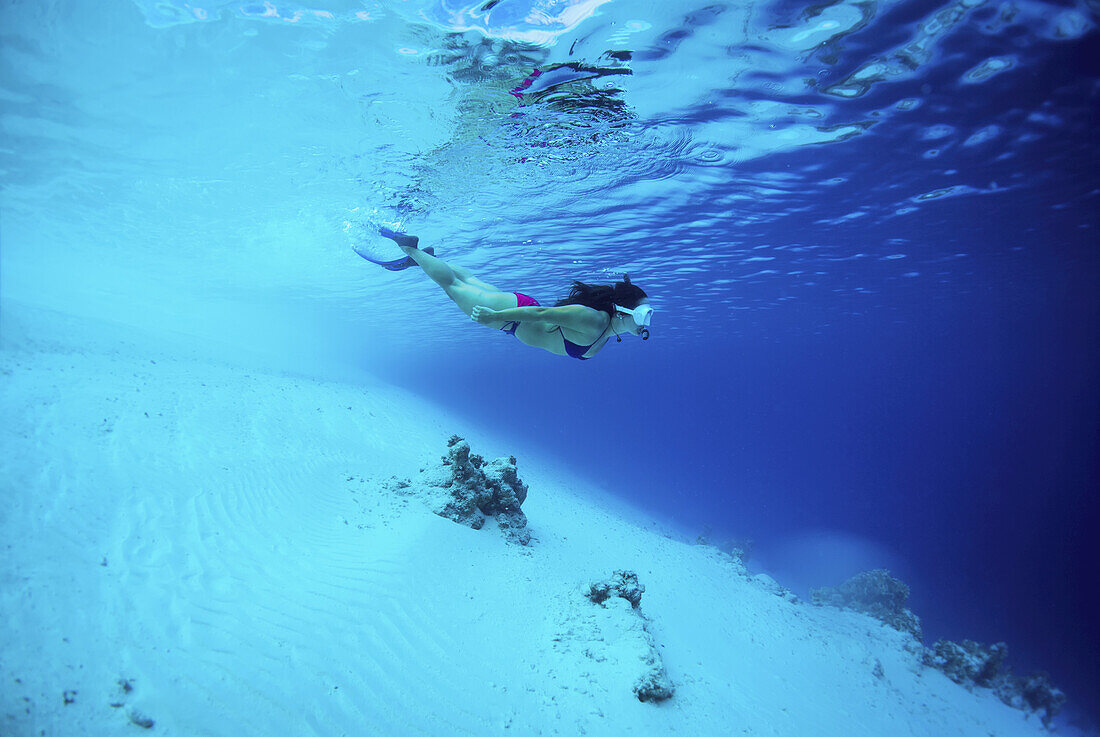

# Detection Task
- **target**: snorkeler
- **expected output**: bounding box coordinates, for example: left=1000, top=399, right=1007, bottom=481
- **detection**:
left=361, top=227, right=652, bottom=360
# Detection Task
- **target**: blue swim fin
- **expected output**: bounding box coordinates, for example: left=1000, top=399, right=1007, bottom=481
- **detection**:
left=353, top=244, right=435, bottom=271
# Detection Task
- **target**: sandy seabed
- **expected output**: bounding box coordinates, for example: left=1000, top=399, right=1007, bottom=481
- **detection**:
left=0, top=303, right=1050, bottom=737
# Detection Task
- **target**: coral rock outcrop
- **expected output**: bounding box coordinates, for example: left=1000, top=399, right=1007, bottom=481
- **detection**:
left=811, top=569, right=923, bottom=640
left=420, top=435, right=531, bottom=545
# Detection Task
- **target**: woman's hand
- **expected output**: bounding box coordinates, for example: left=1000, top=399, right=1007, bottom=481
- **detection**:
left=471, top=305, right=500, bottom=325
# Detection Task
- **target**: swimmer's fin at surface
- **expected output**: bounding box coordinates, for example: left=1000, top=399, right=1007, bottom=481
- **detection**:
left=353, top=243, right=434, bottom=271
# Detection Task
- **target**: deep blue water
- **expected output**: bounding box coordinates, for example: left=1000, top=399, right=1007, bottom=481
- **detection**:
left=380, top=9, right=1100, bottom=722
left=400, top=201, right=1100, bottom=728
left=2, top=0, right=1098, bottom=729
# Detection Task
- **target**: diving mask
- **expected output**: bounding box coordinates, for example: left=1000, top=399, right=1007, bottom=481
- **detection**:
left=615, top=303, right=653, bottom=327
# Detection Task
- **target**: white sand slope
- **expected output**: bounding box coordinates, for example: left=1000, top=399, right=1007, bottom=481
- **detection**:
left=0, top=304, right=1051, bottom=737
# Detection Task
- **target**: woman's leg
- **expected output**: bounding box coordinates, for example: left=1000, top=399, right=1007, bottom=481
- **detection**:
left=451, top=263, right=502, bottom=292
left=384, top=231, right=515, bottom=318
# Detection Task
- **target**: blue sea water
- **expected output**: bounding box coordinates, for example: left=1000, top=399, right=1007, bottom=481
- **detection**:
left=2, top=0, right=1097, bottom=730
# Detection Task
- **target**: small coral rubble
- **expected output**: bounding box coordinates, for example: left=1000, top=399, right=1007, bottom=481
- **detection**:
left=586, top=569, right=645, bottom=609
left=812, top=569, right=1066, bottom=726
left=584, top=570, right=674, bottom=703
left=634, top=657, right=675, bottom=703
left=924, top=639, right=1006, bottom=687
left=923, top=640, right=1066, bottom=727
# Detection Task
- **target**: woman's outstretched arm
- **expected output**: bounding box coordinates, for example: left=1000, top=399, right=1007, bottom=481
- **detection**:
left=471, top=304, right=604, bottom=332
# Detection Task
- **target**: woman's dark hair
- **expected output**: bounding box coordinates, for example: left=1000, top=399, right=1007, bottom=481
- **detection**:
left=554, top=274, right=647, bottom=317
